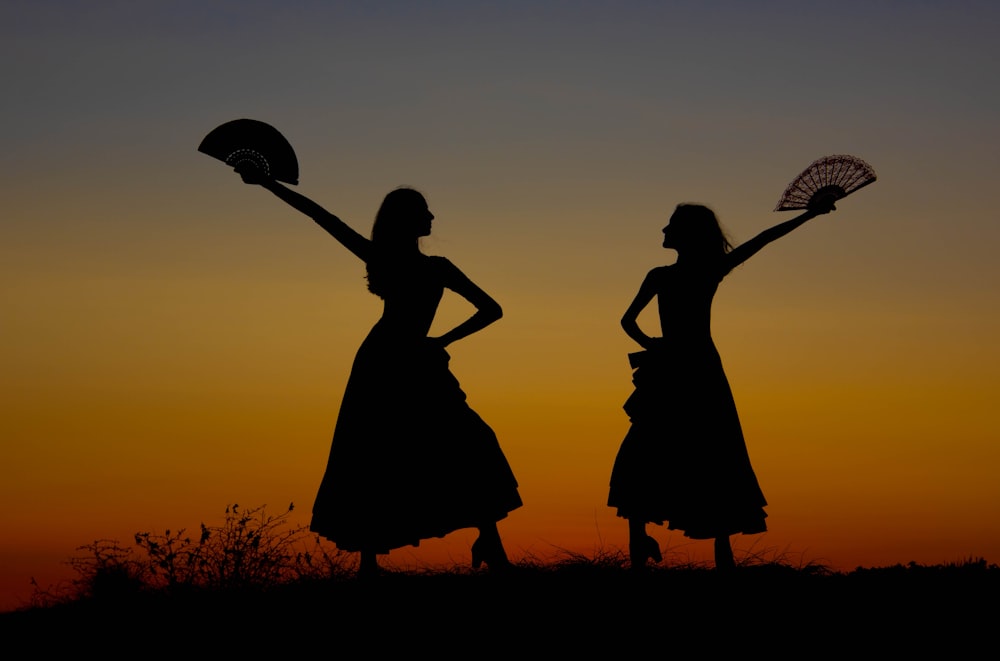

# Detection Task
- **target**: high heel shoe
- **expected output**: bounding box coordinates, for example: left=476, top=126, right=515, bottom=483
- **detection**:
left=471, top=536, right=511, bottom=570
left=629, top=534, right=662, bottom=569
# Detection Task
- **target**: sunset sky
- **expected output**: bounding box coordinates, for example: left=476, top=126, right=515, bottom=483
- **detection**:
left=3, top=1, right=999, bottom=611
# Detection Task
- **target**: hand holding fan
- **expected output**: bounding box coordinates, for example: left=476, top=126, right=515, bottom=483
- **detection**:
left=198, top=119, right=299, bottom=185
left=775, top=154, right=876, bottom=212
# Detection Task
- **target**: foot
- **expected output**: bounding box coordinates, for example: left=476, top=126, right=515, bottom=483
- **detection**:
left=629, top=534, right=662, bottom=570
left=471, top=535, right=511, bottom=571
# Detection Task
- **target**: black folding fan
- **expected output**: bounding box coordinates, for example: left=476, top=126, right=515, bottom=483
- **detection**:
left=774, top=154, right=876, bottom=212
left=198, top=119, right=299, bottom=185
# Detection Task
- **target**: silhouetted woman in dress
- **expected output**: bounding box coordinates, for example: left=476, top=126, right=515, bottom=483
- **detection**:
left=609, top=200, right=834, bottom=571
left=240, top=171, right=521, bottom=576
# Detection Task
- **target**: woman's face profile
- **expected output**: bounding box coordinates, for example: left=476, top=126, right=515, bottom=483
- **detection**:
left=662, top=216, right=680, bottom=250
left=413, top=199, right=433, bottom=237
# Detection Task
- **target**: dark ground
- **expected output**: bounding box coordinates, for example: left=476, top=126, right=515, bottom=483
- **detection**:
left=2, top=561, right=996, bottom=655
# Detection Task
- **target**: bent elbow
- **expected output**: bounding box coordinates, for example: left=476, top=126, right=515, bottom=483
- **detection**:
left=478, top=299, right=502, bottom=323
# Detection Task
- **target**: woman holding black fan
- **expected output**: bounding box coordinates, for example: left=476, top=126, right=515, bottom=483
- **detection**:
left=201, top=120, right=522, bottom=576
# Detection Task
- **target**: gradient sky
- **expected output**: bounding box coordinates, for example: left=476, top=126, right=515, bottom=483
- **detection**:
left=3, top=1, right=999, bottom=611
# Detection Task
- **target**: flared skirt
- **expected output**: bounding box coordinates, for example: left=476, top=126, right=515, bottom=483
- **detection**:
left=311, top=333, right=522, bottom=553
left=608, top=347, right=767, bottom=539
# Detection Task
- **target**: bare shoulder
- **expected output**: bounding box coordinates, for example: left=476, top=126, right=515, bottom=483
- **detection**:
left=427, top=254, right=460, bottom=275
left=645, top=264, right=673, bottom=283
left=426, top=255, right=471, bottom=284
left=427, top=254, right=455, bottom=268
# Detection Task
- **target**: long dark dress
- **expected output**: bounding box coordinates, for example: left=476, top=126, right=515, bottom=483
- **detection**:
left=608, top=263, right=767, bottom=539
left=310, top=254, right=522, bottom=553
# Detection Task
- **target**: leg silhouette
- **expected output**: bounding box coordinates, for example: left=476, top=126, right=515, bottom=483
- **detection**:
left=714, top=536, right=735, bottom=572
left=628, top=518, right=662, bottom=571
left=471, top=522, right=511, bottom=570
left=359, top=549, right=379, bottom=579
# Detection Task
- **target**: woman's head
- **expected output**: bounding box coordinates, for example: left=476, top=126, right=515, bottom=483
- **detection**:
left=371, top=187, right=433, bottom=247
left=662, top=203, right=732, bottom=257
left=366, top=187, right=433, bottom=297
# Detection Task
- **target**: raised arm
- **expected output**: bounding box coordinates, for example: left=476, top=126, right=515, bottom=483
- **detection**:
left=434, top=259, right=503, bottom=347
left=621, top=269, right=660, bottom=350
left=238, top=166, right=371, bottom=262
left=724, top=203, right=834, bottom=272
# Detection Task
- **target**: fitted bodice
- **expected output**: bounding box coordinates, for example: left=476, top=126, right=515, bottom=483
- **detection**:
left=653, top=264, right=723, bottom=344
left=371, top=254, right=447, bottom=338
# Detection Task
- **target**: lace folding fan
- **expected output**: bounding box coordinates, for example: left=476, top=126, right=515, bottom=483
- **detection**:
left=198, top=119, right=299, bottom=185
left=774, top=154, right=876, bottom=211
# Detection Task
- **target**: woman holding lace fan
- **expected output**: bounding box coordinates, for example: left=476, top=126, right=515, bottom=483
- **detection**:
left=608, top=198, right=835, bottom=571
left=237, top=168, right=522, bottom=576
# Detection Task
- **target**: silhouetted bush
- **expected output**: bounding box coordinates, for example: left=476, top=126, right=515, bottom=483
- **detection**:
left=28, top=503, right=353, bottom=607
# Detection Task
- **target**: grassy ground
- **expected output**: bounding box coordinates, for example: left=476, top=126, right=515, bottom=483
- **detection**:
left=4, top=504, right=995, bottom=653
left=4, top=555, right=996, bottom=654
